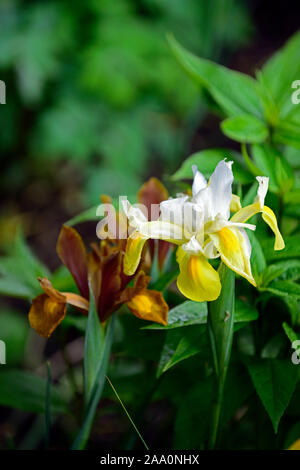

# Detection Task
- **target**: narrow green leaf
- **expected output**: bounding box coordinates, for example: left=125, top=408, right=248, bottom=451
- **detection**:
left=221, top=115, right=268, bottom=144
left=282, top=322, right=299, bottom=344
left=247, top=358, right=298, bottom=432
left=84, top=286, right=104, bottom=408
left=45, top=362, right=51, bottom=448
left=72, top=314, right=116, bottom=450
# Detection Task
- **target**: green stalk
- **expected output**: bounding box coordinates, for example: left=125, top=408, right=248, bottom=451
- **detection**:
left=72, top=314, right=116, bottom=450
left=207, top=263, right=235, bottom=449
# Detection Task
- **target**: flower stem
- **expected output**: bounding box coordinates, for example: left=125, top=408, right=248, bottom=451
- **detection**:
left=207, top=263, right=235, bottom=449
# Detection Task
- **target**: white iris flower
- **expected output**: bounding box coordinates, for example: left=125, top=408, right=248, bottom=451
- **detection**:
left=122, top=160, right=285, bottom=302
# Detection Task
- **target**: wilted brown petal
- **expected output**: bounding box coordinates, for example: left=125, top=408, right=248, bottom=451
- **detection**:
left=29, top=294, right=67, bottom=338
left=56, top=225, right=89, bottom=299
left=127, top=289, right=168, bottom=326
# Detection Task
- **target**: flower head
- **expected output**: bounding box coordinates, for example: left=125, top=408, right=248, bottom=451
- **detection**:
left=29, top=225, right=168, bottom=338
left=122, top=160, right=285, bottom=302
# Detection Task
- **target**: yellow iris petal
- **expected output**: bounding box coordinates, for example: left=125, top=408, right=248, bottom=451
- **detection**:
left=210, top=227, right=256, bottom=287
left=230, top=194, right=242, bottom=213
left=261, top=205, right=285, bottom=250
left=124, top=232, right=148, bottom=275
left=288, top=438, right=300, bottom=450
left=176, top=247, right=221, bottom=302
left=231, top=202, right=285, bottom=251
left=230, top=201, right=260, bottom=224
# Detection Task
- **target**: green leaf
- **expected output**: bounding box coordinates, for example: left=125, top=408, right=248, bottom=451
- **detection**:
left=282, top=322, right=299, bottom=344
left=274, top=117, right=300, bottom=149
left=157, top=325, right=208, bottom=377
left=247, top=231, right=266, bottom=285
left=172, top=148, right=252, bottom=184
left=0, top=231, right=50, bottom=299
left=145, top=298, right=257, bottom=330
left=208, top=264, right=235, bottom=379
left=144, top=300, right=207, bottom=330
left=261, top=280, right=300, bottom=300
left=262, top=260, right=300, bottom=286
left=0, top=310, right=28, bottom=364
left=168, top=34, right=263, bottom=119
left=66, top=205, right=100, bottom=226
left=246, top=358, right=298, bottom=432
left=72, top=314, right=116, bottom=450
left=221, top=115, right=269, bottom=143
left=251, top=144, right=280, bottom=193
left=174, top=378, right=213, bottom=449
left=261, top=30, right=300, bottom=119
left=261, top=235, right=300, bottom=262
left=84, top=287, right=104, bottom=408
left=0, top=369, right=68, bottom=414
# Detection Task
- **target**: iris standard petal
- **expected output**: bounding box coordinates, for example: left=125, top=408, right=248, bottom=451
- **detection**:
left=124, top=232, right=148, bottom=275
left=209, top=227, right=256, bottom=286
left=176, top=247, right=221, bottom=302
left=192, top=165, right=207, bottom=195
left=208, top=159, right=234, bottom=219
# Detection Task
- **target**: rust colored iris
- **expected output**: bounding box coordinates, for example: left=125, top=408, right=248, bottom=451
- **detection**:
left=29, top=224, right=168, bottom=338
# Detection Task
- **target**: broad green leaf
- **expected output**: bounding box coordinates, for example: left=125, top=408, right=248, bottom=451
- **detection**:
left=251, top=144, right=280, bottom=193
left=84, top=287, right=104, bottom=407
left=0, top=231, right=50, bottom=299
left=0, top=276, right=36, bottom=299
left=172, top=148, right=252, bottom=184
left=174, top=378, right=213, bottom=449
left=221, top=115, right=268, bottom=144
left=274, top=118, right=300, bottom=149
left=261, top=30, right=300, bottom=119
left=145, top=298, right=257, bottom=330
left=0, top=369, right=68, bottom=414
left=157, top=325, right=208, bottom=377
left=0, top=310, right=28, bottom=364
left=261, top=235, right=300, bottom=262
left=168, top=35, right=263, bottom=119
left=284, top=189, right=300, bottom=205
left=144, top=300, right=207, bottom=330
left=247, top=358, right=298, bottom=432
left=261, top=334, right=286, bottom=359
left=261, top=280, right=300, bottom=300
left=284, top=204, right=300, bottom=219
left=275, top=152, right=295, bottom=193
left=262, top=260, right=300, bottom=287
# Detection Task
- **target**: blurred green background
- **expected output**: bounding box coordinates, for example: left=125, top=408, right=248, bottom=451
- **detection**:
left=0, top=0, right=253, bottom=250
